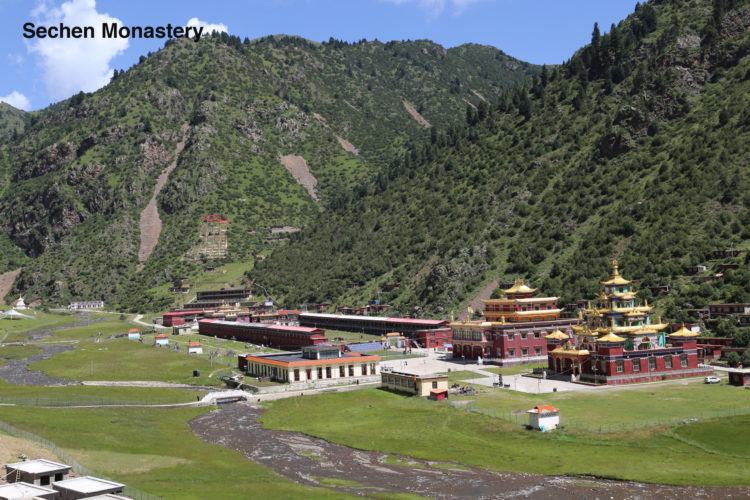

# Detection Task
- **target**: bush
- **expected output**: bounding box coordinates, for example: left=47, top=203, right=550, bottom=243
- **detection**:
left=726, top=351, right=740, bottom=367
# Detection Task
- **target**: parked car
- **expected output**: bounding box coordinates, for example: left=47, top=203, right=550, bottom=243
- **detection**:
left=704, top=376, right=721, bottom=384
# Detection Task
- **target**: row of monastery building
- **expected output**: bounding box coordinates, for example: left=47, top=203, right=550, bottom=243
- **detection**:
left=170, top=261, right=716, bottom=386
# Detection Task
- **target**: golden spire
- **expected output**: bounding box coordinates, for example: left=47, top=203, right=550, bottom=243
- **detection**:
left=450, top=310, right=454, bottom=322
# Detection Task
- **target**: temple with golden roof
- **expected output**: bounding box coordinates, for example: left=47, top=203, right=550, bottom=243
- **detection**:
left=547, top=260, right=712, bottom=384
left=482, top=279, right=562, bottom=323
left=449, top=279, right=576, bottom=365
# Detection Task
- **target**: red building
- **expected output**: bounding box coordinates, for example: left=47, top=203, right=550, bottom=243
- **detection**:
left=416, top=327, right=452, bottom=348
left=198, top=319, right=328, bottom=349
left=449, top=279, right=576, bottom=364
left=548, top=262, right=713, bottom=384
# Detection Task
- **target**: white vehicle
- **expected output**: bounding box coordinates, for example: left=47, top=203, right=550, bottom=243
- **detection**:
left=704, top=376, right=721, bottom=384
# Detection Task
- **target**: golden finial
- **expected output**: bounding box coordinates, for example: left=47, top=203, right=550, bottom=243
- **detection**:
left=613, top=258, right=619, bottom=270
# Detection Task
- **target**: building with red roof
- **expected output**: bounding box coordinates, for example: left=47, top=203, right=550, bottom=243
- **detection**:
left=199, top=319, right=328, bottom=349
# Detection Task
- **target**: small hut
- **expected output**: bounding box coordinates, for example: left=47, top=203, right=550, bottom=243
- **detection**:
left=527, top=405, right=560, bottom=431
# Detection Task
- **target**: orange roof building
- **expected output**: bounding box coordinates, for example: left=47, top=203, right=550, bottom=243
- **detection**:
left=239, top=345, right=381, bottom=385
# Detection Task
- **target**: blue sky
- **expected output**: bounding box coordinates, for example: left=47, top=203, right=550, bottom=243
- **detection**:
left=0, top=0, right=641, bottom=111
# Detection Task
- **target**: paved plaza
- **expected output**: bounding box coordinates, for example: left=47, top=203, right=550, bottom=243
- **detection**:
left=379, top=349, right=602, bottom=394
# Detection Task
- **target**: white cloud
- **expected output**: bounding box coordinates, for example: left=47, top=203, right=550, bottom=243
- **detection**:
left=8, top=53, right=24, bottom=65
left=383, top=0, right=485, bottom=20
left=28, top=0, right=128, bottom=100
left=0, top=91, right=32, bottom=110
left=186, top=17, right=228, bottom=35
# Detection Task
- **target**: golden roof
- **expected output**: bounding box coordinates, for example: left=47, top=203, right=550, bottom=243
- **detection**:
left=550, top=347, right=590, bottom=356
left=670, top=325, right=699, bottom=337
left=502, top=278, right=537, bottom=294
left=545, top=329, right=569, bottom=340
left=598, top=333, right=626, bottom=342
left=601, top=259, right=632, bottom=286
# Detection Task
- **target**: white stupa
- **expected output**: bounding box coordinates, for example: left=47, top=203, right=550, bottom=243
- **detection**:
left=14, top=296, right=27, bottom=310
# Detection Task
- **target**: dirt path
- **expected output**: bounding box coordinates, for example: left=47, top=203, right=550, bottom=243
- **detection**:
left=191, top=403, right=749, bottom=499
left=401, top=99, right=431, bottom=128
left=0, top=268, right=22, bottom=303
left=462, top=278, right=499, bottom=320
left=137, top=123, right=189, bottom=270
left=335, top=135, right=359, bottom=156
left=279, top=154, right=319, bottom=201
left=471, top=89, right=488, bottom=102
left=312, top=113, right=329, bottom=128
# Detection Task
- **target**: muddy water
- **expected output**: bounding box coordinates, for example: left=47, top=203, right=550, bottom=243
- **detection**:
left=190, top=403, right=749, bottom=499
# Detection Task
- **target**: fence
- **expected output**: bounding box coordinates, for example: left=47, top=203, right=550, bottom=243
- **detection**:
left=462, top=405, right=750, bottom=433
left=0, top=419, right=161, bottom=500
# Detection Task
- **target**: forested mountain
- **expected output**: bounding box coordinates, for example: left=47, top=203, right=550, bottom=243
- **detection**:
left=0, top=35, right=537, bottom=310
left=0, top=103, right=29, bottom=141
left=252, top=0, right=750, bottom=317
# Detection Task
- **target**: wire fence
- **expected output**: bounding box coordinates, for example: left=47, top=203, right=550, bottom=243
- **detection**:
left=463, top=405, right=750, bottom=433
left=0, top=419, right=161, bottom=500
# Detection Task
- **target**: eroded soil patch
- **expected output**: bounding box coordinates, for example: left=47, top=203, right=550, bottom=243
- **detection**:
left=279, top=154, right=319, bottom=201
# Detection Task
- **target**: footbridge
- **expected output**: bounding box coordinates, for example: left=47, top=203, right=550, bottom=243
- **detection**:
left=200, top=390, right=252, bottom=405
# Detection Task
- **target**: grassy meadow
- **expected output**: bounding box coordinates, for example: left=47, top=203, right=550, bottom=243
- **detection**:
left=261, top=386, right=750, bottom=487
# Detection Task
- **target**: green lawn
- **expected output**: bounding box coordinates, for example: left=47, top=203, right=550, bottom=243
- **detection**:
left=29, top=338, right=224, bottom=386
left=0, top=405, right=348, bottom=499
left=439, top=370, right=485, bottom=384
left=460, top=378, right=750, bottom=432
left=0, top=382, right=196, bottom=406
left=260, top=387, right=750, bottom=486
left=0, top=344, right=41, bottom=360
left=482, top=363, right=546, bottom=376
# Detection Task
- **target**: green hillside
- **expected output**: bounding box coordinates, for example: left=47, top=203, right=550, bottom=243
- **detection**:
left=0, top=35, right=538, bottom=310
left=0, top=102, right=29, bottom=141
left=251, top=0, right=750, bottom=317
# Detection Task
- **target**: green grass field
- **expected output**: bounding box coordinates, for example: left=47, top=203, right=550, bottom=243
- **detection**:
left=0, top=382, right=196, bottom=406
left=0, top=405, right=348, bottom=499
left=29, top=338, right=224, bottom=386
left=260, top=387, right=750, bottom=486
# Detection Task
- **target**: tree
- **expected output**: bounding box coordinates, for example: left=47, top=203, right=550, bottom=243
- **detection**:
left=742, top=349, right=750, bottom=368
left=727, top=351, right=740, bottom=367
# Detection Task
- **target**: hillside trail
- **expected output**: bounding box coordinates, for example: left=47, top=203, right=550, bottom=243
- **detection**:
left=137, top=123, right=189, bottom=271
left=0, top=268, right=22, bottom=303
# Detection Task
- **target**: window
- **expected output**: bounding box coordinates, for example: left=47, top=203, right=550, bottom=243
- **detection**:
left=432, top=381, right=438, bottom=389
left=521, top=332, right=527, bottom=340
left=294, top=369, right=300, bottom=381
left=362, top=364, right=368, bottom=376
left=326, top=367, right=332, bottom=378
left=317, top=367, right=323, bottom=379
left=507, top=333, right=515, bottom=341
left=633, top=359, right=641, bottom=372
left=41, top=476, right=50, bottom=486
left=680, top=354, right=688, bottom=368
left=508, top=348, right=516, bottom=357
left=522, top=347, right=529, bottom=356
left=339, top=366, right=345, bottom=377
left=649, top=358, right=656, bottom=371
left=371, top=363, right=376, bottom=374
left=534, top=346, right=542, bottom=355
left=534, top=332, right=541, bottom=338
left=665, top=356, right=672, bottom=369
left=349, top=365, right=354, bottom=377
left=616, top=360, right=624, bottom=373
left=54, top=473, right=63, bottom=481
